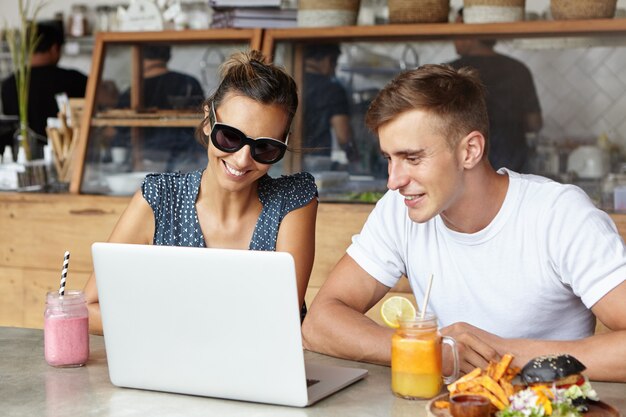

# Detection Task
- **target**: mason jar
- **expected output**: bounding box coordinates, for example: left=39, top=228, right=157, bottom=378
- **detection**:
left=68, top=4, right=88, bottom=37
left=391, top=314, right=459, bottom=399
left=44, top=290, right=89, bottom=367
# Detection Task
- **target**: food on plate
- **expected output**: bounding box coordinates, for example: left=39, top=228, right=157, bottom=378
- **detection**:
left=441, top=353, right=600, bottom=417
left=450, top=394, right=492, bottom=417
left=497, top=354, right=599, bottom=417
left=434, top=400, right=451, bottom=409
left=520, top=354, right=586, bottom=386
left=445, top=353, right=520, bottom=411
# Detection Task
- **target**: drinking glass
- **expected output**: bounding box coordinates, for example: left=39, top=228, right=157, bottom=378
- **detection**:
left=391, top=314, right=459, bottom=399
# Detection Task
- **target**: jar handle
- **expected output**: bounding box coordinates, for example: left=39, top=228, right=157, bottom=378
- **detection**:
left=442, top=336, right=459, bottom=384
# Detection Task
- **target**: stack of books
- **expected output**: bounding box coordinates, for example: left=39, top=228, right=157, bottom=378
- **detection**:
left=209, top=0, right=297, bottom=29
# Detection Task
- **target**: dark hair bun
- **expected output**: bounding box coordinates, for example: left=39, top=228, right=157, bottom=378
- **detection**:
left=520, top=354, right=586, bottom=384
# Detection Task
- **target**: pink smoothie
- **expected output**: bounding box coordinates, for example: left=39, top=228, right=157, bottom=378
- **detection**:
left=44, top=316, right=89, bottom=367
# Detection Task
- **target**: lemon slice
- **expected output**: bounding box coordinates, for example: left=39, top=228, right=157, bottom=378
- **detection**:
left=380, top=296, right=416, bottom=328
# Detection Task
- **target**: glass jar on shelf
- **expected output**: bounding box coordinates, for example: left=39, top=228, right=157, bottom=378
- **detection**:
left=95, top=5, right=110, bottom=33
left=187, top=2, right=212, bottom=30
left=68, top=4, right=89, bottom=38
left=602, top=173, right=618, bottom=210
left=609, top=163, right=626, bottom=211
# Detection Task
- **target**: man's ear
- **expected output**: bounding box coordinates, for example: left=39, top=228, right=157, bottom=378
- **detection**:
left=47, top=43, right=62, bottom=63
left=50, top=43, right=61, bottom=56
left=458, top=130, right=485, bottom=169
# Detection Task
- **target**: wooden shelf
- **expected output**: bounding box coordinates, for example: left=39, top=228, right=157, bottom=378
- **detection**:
left=262, top=19, right=626, bottom=57
left=92, top=28, right=264, bottom=44
left=90, top=118, right=200, bottom=127
left=92, top=109, right=202, bottom=127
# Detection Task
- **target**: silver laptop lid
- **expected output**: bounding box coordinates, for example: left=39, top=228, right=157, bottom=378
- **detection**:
left=92, top=243, right=309, bottom=407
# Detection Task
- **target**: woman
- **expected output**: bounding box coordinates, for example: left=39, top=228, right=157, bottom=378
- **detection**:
left=84, top=50, right=318, bottom=335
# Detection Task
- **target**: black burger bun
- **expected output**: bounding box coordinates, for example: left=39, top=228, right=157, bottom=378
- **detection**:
left=520, top=354, right=586, bottom=385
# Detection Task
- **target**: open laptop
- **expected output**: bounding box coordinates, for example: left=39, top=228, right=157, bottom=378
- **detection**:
left=91, top=242, right=367, bottom=407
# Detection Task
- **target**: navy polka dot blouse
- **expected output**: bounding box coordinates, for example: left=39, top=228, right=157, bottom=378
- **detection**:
left=141, top=170, right=318, bottom=250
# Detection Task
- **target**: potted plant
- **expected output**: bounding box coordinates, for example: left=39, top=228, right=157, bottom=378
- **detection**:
left=4, top=0, right=45, bottom=162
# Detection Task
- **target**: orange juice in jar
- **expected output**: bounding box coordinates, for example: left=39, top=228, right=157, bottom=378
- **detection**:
left=391, top=314, right=458, bottom=400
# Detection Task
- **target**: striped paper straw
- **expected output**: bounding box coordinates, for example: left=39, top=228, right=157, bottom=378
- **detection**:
left=59, top=251, right=70, bottom=296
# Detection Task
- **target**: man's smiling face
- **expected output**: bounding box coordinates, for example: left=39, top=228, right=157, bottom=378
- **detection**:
left=379, top=109, right=465, bottom=224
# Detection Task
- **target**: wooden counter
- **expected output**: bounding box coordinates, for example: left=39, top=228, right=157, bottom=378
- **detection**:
left=0, top=192, right=410, bottom=328
left=0, top=193, right=128, bottom=327
left=1, top=192, right=623, bottom=330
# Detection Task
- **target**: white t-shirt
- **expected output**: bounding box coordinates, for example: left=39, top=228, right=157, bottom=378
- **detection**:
left=347, top=169, right=626, bottom=339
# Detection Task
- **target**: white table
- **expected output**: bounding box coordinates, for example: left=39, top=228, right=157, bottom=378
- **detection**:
left=2, top=327, right=625, bottom=417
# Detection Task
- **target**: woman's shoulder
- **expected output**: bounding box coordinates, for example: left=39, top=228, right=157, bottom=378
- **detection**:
left=143, top=170, right=201, bottom=187
left=259, top=172, right=318, bottom=209
left=260, top=171, right=316, bottom=193
left=142, top=170, right=202, bottom=205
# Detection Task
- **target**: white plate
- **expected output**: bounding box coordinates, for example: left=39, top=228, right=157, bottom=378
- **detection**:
left=105, top=172, right=150, bottom=196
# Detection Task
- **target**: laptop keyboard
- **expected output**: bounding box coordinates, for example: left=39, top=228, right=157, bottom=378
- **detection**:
left=306, top=378, right=320, bottom=387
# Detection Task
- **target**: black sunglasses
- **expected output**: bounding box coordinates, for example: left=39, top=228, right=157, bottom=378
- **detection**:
left=208, top=102, right=288, bottom=165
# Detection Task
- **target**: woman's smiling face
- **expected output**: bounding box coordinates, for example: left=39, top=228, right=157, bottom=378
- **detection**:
left=204, top=93, right=289, bottom=192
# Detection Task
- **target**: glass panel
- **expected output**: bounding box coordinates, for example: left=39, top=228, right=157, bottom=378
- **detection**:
left=81, top=126, right=207, bottom=195
left=273, top=40, right=448, bottom=203
left=502, top=37, right=626, bottom=207
left=96, top=43, right=237, bottom=111
left=275, top=36, right=626, bottom=205
left=81, top=41, right=248, bottom=195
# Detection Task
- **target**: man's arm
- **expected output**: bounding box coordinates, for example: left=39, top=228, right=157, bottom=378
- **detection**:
left=442, top=280, right=626, bottom=382
left=330, top=114, right=352, bottom=148
left=302, top=254, right=394, bottom=365
left=330, top=114, right=359, bottom=162
left=525, top=111, right=543, bottom=133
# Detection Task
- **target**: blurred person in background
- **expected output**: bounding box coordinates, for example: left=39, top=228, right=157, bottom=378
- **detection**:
left=449, top=8, right=542, bottom=173
left=116, top=44, right=205, bottom=172
left=1, top=20, right=88, bottom=159
left=302, top=43, right=359, bottom=171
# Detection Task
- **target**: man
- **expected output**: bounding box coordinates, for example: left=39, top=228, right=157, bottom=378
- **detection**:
left=116, top=44, right=205, bottom=172
left=1, top=20, right=87, bottom=159
left=117, top=44, right=204, bottom=111
left=449, top=9, right=542, bottom=173
left=302, top=64, right=626, bottom=382
left=302, top=44, right=358, bottom=170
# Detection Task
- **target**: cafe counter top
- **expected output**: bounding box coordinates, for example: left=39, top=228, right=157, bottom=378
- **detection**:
left=3, top=327, right=626, bottom=417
